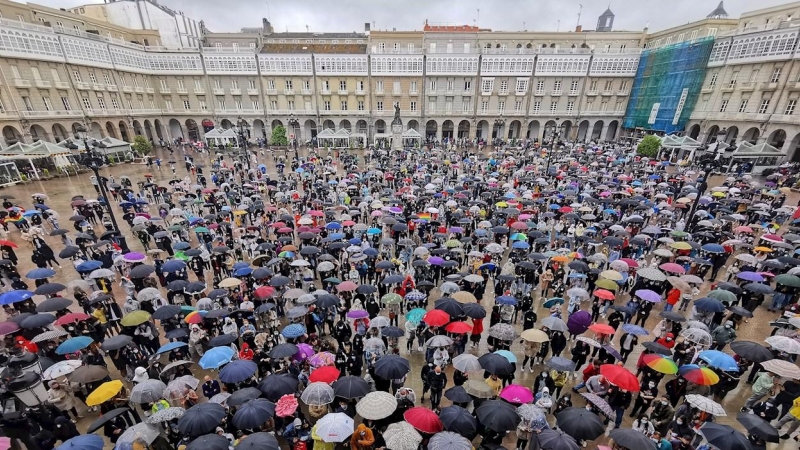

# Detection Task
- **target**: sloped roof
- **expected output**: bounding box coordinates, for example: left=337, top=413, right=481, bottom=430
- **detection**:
left=204, top=128, right=237, bottom=138
left=0, top=141, right=72, bottom=158
left=707, top=1, right=728, bottom=18
left=600, top=8, right=615, bottom=16
left=402, top=128, right=422, bottom=138
left=333, top=128, right=352, bottom=137
left=662, top=135, right=701, bottom=148
left=317, top=128, right=336, bottom=138
left=731, top=142, right=784, bottom=158
left=58, top=136, right=131, bottom=149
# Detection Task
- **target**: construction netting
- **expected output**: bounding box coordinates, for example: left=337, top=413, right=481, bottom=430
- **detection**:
left=623, top=37, right=714, bottom=134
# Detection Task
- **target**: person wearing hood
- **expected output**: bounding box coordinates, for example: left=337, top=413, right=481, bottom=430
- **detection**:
left=655, top=332, right=675, bottom=350
left=46, top=381, right=84, bottom=422
left=222, top=317, right=238, bottom=337
left=350, top=423, right=375, bottom=450
left=122, top=296, right=140, bottom=314
left=239, top=342, right=254, bottom=360
left=132, top=366, right=149, bottom=384
left=710, top=320, right=736, bottom=350
left=188, top=325, right=207, bottom=357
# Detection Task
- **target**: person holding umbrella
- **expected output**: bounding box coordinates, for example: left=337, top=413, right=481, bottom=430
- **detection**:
left=427, top=365, right=447, bottom=409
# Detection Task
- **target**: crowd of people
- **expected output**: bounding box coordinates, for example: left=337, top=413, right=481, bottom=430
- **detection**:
left=0, top=140, right=799, bottom=450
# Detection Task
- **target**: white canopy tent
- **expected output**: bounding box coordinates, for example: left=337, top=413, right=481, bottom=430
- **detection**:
left=0, top=141, right=76, bottom=179
left=316, top=128, right=366, bottom=149
left=727, top=141, right=786, bottom=174
left=58, top=136, right=132, bottom=160
left=204, top=128, right=238, bottom=148
left=402, top=128, right=422, bottom=147
left=660, top=135, right=701, bottom=162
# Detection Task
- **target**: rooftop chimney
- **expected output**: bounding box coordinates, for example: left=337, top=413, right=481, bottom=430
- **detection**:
left=575, top=25, right=582, bottom=32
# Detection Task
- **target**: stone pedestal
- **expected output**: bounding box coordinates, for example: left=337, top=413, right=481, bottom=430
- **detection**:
left=391, top=123, right=403, bottom=151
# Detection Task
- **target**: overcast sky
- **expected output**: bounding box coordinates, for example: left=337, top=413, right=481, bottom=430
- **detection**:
left=23, top=0, right=793, bottom=33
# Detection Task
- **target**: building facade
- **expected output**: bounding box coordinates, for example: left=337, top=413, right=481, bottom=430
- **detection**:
left=1, top=0, right=800, bottom=160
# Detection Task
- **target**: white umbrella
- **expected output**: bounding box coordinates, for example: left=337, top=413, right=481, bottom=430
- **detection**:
left=32, top=329, right=68, bottom=343
left=369, top=316, right=391, bottom=328
left=425, top=335, right=454, bottom=347
left=317, top=261, right=335, bottom=272
left=356, top=391, right=397, bottom=420
left=765, top=336, right=800, bottom=355
left=685, top=394, right=726, bottom=416
left=117, top=423, right=162, bottom=446
left=130, top=379, right=167, bottom=404
left=89, top=268, right=115, bottom=279
left=384, top=422, right=422, bottom=450
left=291, top=259, right=310, bottom=267
left=440, top=282, right=460, bottom=294
left=463, top=274, right=484, bottom=283
left=43, top=360, right=82, bottom=380
left=315, top=412, right=354, bottom=443
left=680, top=328, right=712, bottom=346
left=452, top=354, right=482, bottom=372
left=760, top=358, right=800, bottom=379
left=429, top=431, right=472, bottom=450
left=137, top=287, right=163, bottom=302
left=300, top=382, right=335, bottom=406
left=146, top=407, right=186, bottom=424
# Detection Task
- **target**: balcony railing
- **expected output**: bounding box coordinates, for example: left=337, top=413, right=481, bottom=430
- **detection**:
left=106, top=84, right=118, bottom=92
left=194, top=88, right=206, bottom=95
left=134, top=86, right=145, bottom=93
left=55, top=81, right=71, bottom=90
left=247, top=88, right=259, bottom=95
left=121, top=85, right=133, bottom=93
left=356, top=89, right=366, bottom=95
left=91, top=84, right=105, bottom=91
left=284, top=89, right=295, bottom=95
left=159, top=87, right=171, bottom=94
left=761, top=81, right=779, bottom=91
left=586, top=90, right=598, bottom=96
left=301, top=88, right=313, bottom=95
left=230, top=88, right=242, bottom=95
left=20, top=110, right=83, bottom=118
left=176, top=88, right=188, bottom=94
left=265, top=88, right=277, bottom=95
left=321, top=89, right=331, bottom=95
left=601, top=90, right=614, bottom=96
left=12, top=79, right=32, bottom=88
left=33, top=79, right=51, bottom=88
left=617, top=90, right=629, bottom=96
left=534, top=90, right=545, bottom=96
left=213, top=88, right=225, bottom=95
left=338, top=89, right=349, bottom=95
left=552, top=90, right=563, bottom=96
left=145, top=88, right=154, bottom=94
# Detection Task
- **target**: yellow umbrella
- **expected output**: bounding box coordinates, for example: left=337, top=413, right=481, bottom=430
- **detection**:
left=218, top=277, right=241, bottom=288
left=233, top=210, right=248, bottom=216
left=120, top=310, right=151, bottom=327
left=754, top=246, right=773, bottom=253
left=599, top=270, right=623, bottom=281
left=670, top=242, right=693, bottom=250
left=711, top=191, right=726, bottom=197
left=86, top=380, right=124, bottom=406
left=521, top=328, right=550, bottom=343
left=495, top=201, right=509, bottom=208
left=595, top=279, right=618, bottom=291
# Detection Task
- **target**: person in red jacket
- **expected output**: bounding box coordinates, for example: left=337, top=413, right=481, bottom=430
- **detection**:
left=665, top=288, right=681, bottom=312
left=470, top=317, right=483, bottom=348
left=572, top=359, right=601, bottom=391
left=656, top=332, right=676, bottom=349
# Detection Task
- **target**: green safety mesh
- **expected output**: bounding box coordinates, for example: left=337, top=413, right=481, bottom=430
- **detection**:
left=624, top=37, right=715, bottom=134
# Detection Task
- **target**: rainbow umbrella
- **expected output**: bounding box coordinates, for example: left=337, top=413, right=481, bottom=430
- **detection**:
left=679, top=364, right=720, bottom=385
left=184, top=310, right=206, bottom=324
left=642, top=354, right=678, bottom=375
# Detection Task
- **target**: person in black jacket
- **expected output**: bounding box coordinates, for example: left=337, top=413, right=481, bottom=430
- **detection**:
left=550, top=331, right=567, bottom=357
left=426, top=365, right=447, bottom=410
left=607, top=386, right=632, bottom=428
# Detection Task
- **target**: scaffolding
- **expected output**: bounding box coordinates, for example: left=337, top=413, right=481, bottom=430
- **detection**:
left=623, top=37, right=714, bottom=134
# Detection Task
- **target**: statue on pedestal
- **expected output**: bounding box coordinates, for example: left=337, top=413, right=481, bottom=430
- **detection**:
left=391, top=103, right=403, bottom=150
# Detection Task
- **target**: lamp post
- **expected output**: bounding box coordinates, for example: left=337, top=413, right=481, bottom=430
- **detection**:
left=73, top=125, right=127, bottom=251
left=236, top=116, right=251, bottom=170
left=686, top=127, right=733, bottom=231
left=545, top=119, right=560, bottom=174
left=493, top=118, right=505, bottom=146
left=287, top=114, right=299, bottom=157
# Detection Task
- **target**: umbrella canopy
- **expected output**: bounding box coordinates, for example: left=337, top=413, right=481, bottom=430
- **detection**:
left=451, top=353, right=482, bottom=372
left=685, top=394, right=726, bottom=416
left=56, top=435, right=104, bottom=450
left=186, top=434, right=231, bottom=450
left=736, top=411, right=779, bottom=443
left=177, top=403, right=226, bottom=436
left=730, top=341, right=774, bottom=363
left=300, top=382, right=335, bottom=406
left=599, top=364, right=640, bottom=391
left=315, top=412, right=355, bottom=442
left=760, top=358, right=800, bottom=379
left=234, top=432, right=280, bottom=450
left=537, top=429, right=580, bottom=450
left=356, top=391, right=397, bottom=420
left=555, top=407, right=605, bottom=441
left=699, top=423, right=751, bottom=450
left=86, top=407, right=131, bottom=433
left=428, top=432, right=472, bottom=450
left=227, top=387, right=263, bottom=407
left=332, top=375, right=370, bottom=399
left=116, top=423, right=162, bottom=447
left=384, top=422, right=423, bottom=450
left=608, top=429, right=658, bottom=450
left=146, top=406, right=186, bottom=424
left=475, top=399, right=521, bottom=432
left=373, top=354, right=410, bottom=379
left=232, top=398, right=276, bottom=430
left=439, top=405, right=477, bottom=435
left=130, top=379, right=167, bottom=404
left=478, top=353, right=514, bottom=375
left=499, top=384, right=533, bottom=404
left=258, top=374, right=299, bottom=401
left=86, top=380, right=123, bottom=406
left=404, top=406, right=444, bottom=433
left=219, top=360, right=258, bottom=384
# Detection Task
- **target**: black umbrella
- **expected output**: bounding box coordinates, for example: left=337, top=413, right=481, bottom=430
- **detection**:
left=33, top=283, right=66, bottom=296
left=332, top=375, right=370, bottom=399
left=35, top=297, right=73, bottom=313
left=204, top=309, right=230, bottom=319
left=475, top=400, right=520, bottom=432
left=444, top=385, right=473, bottom=403
left=233, top=432, right=280, bottom=450
left=658, top=311, right=686, bottom=322
left=152, top=305, right=181, bottom=320
left=268, top=343, right=299, bottom=359
left=478, top=353, right=514, bottom=375
left=186, top=433, right=231, bottom=450
left=166, top=328, right=189, bottom=339
left=642, top=341, right=672, bottom=355
left=59, top=246, right=81, bottom=258
left=698, top=423, right=751, bottom=450
left=462, top=303, right=486, bottom=319
left=355, top=285, right=377, bottom=294
left=177, top=403, right=226, bottom=436
left=373, top=354, right=410, bottom=379
left=435, top=297, right=464, bottom=317
left=167, top=280, right=189, bottom=291
left=130, top=265, right=156, bottom=279
left=100, top=334, right=133, bottom=351
left=185, top=282, right=206, bottom=294
left=439, top=405, right=477, bottom=435
left=536, top=429, right=580, bottom=450
left=608, top=428, right=658, bottom=450
left=86, top=407, right=131, bottom=433
left=730, top=341, right=774, bottom=363
left=727, top=305, right=753, bottom=318
left=381, top=326, right=404, bottom=338
left=209, top=334, right=237, bottom=347
left=269, top=276, right=291, bottom=287
left=555, top=408, right=605, bottom=441
left=227, top=387, right=263, bottom=407
left=257, top=374, right=298, bottom=401
left=49, top=228, right=69, bottom=236
left=567, top=261, right=590, bottom=272
left=744, top=283, right=774, bottom=295
left=20, top=313, right=56, bottom=329
left=232, top=398, right=276, bottom=430
left=736, top=412, right=779, bottom=443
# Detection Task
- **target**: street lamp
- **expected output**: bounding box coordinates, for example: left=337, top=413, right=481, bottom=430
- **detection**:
left=287, top=114, right=299, bottom=156
left=236, top=117, right=251, bottom=170
left=545, top=119, right=560, bottom=173
left=686, top=127, right=734, bottom=231
left=493, top=118, right=505, bottom=144
left=72, top=125, right=127, bottom=251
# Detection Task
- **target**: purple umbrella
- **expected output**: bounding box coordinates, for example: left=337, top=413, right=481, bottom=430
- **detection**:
left=389, top=207, right=403, bottom=214
left=428, top=257, right=445, bottom=266
left=123, top=252, right=146, bottom=262
left=602, top=344, right=623, bottom=361
left=448, top=227, right=464, bottom=233
left=293, top=343, right=315, bottom=362
left=634, top=289, right=662, bottom=303
left=567, top=310, right=592, bottom=335
left=0, top=320, right=20, bottom=336
left=346, top=309, right=369, bottom=319
left=737, top=271, right=764, bottom=282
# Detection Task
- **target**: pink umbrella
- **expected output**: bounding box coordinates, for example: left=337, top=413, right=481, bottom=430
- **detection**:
left=337, top=281, right=358, bottom=292
left=659, top=263, right=685, bottom=274
left=499, top=384, right=533, bottom=404
left=309, top=351, right=336, bottom=367
left=293, top=343, right=315, bottom=362
left=275, top=394, right=299, bottom=417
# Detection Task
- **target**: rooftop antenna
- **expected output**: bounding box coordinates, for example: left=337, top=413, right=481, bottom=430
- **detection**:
left=557, top=20, right=561, bottom=32
left=265, top=0, right=271, bottom=20
left=476, top=8, right=480, bottom=27
left=577, top=4, right=583, bottom=28
left=305, top=24, right=309, bottom=32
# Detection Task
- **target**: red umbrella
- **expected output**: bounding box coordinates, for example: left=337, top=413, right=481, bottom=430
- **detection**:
left=599, top=364, right=640, bottom=392
left=0, top=240, right=18, bottom=248
left=445, top=321, right=473, bottom=334
left=404, top=406, right=444, bottom=434
left=619, top=258, right=639, bottom=268
left=54, top=312, right=91, bottom=326
left=254, top=286, right=275, bottom=299
left=587, top=323, right=615, bottom=335
left=423, top=310, right=450, bottom=327
left=309, top=366, right=340, bottom=384
left=592, top=289, right=615, bottom=300
left=336, top=281, right=358, bottom=292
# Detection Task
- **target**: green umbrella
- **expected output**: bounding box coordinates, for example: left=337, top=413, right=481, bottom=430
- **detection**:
left=324, top=277, right=342, bottom=284
left=707, top=289, right=736, bottom=304
left=168, top=225, right=183, bottom=232
left=444, top=239, right=462, bottom=248
left=671, top=230, right=689, bottom=237
left=775, top=274, right=800, bottom=287
left=120, top=310, right=151, bottom=327
left=382, top=293, right=403, bottom=305
left=543, top=297, right=564, bottom=308
left=194, top=227, right=210, bottom=233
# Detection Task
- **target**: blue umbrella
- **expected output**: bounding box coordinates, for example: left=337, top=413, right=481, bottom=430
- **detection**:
left=406, top=308, right=426, bottom=324
left=219, top=360, right=258, bottom=384
left=701, top=243, right=725, bottom=253
left=512, top=241, right=530, bottom=249
left=281, top=323, right=307, bottom=339
left=621, top=324, right=649, bottom=336
left=22, top=210, right=40, bottom=217
left=325, top=222, right=342, bottom=230
left=232, top=262, right=251, bottom=270
left=56, top=336, right=93, bottom=355
left=367, top=227, right=382, bottom=235
left=694, top=297, right=725, bottom=313
left=156, top=341, right=188, bottom=355
left=363, top=248, right=379, bottom=256
left=494, top=350, right=517, bottom=363
left=26, top=268, right=56, bottom=280
left=173, top=242, right=191, bottom=251
left=57, top=434, right=104, bottom=450
left=233, top=267, right=253, bottom=277
left=199, top=347, right=235, bottom=369
left=76, top=260, right=103, bottom=272
left=348, top=238, right=362, bottom=245
left=328, top=233, right=345, bottom=240
left=162, top=260, right=187, bottom=273
left=0, top=290, right=34, bottom=305
left=496, top=295, right=517, bottom=306
left=698, top=350, right=738, bottom=371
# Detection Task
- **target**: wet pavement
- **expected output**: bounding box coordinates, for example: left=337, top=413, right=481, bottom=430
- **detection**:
left=0, top=146, right=794, bottom=449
